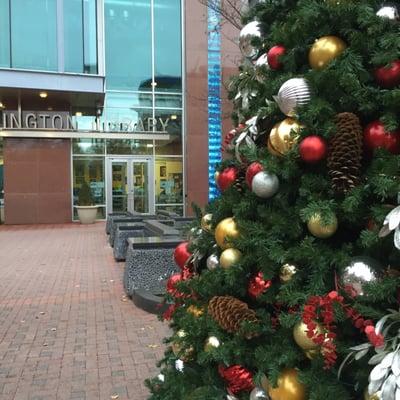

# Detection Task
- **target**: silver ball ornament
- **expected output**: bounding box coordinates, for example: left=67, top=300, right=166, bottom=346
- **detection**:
left=250, top=387, right=270, bottom=400
left=207, top=254, right=220, bottom=270
left=227, top=395, right=240, bottom=400
left=251, top=171, right=279, bottom=198
left=175, top=359, right=184, bottom=372
left=239, top=21, right=262, bottom=59
left=376, top=5, right=399, bottom=20
left=274, top=78, right=311, bottom=117
left=341, top=257, right=381, bottom=296
left=255, top=53, right=269, bottom=68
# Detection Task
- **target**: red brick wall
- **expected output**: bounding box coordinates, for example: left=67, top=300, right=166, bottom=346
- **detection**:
left=4, top=138, right=72, bottom=224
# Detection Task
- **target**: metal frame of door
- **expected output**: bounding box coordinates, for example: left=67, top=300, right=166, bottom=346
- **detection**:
left=106, top=156, right=155, bottom=216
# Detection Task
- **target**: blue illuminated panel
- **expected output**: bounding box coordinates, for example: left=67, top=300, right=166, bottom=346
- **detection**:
left=207, top=3, right=222, bottom=201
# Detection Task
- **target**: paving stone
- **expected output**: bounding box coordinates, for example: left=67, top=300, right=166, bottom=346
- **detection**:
left=0, top=223, right=169, bottom=399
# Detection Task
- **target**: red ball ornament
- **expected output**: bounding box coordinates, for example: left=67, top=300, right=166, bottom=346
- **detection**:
left=267, top=45, right=286, bottom=70
left=245, top=162, right=264, bottom=187
left=374, top=60, right=400, bottom=88
left=166, top=273, right=184, bottom=298
left=174, top=242, right=192, bottom=269
left=248, top=272, right=272, bottom=299
left=299, top=135, right=327, bottom=163
left=364, top=121, right=400, bottom=154
left=218, top=365, right=255, bottom=394
left=217, top=167, right=238, bottom=191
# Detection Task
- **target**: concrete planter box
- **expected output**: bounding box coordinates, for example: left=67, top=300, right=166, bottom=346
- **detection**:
left=123, top=237, right=181, bottom=298
left=76, top=206, right=98, bottom=224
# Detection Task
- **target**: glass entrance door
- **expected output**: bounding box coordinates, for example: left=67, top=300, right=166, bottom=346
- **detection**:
left=106, top=157, right=154, bottom=215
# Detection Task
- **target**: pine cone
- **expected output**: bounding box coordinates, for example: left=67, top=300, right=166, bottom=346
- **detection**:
left=328, top=112, right=363, bottom=194
left=233, top=166, right=246, bottom=193
left=208, top=296, right=259, bottom=336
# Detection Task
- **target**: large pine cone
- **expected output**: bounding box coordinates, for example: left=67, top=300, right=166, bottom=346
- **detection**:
left=208, top=296, right=258, bottom=336
left=327, top=112, right=363, bottom=194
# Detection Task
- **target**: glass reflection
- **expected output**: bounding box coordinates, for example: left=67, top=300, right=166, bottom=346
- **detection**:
left=11, top=0, right=58, bottom=71
left=155, top=158, right=183, bottom=204
left=0, top=0, right=10, bottom=68
left=73, top=157, right=105, bottom=206
left=154, top=0, right=182, bottom=91
left=83, top=0, right=97, bottom=74
left=72, top=139, right=105, bottom=155
left=106, top=139, right=153, bottom=155
left=105, top=0, right=152, bottom=90
left=64, top=0, right=84, bottom=73
left=155, top=94, right=182, bottom=108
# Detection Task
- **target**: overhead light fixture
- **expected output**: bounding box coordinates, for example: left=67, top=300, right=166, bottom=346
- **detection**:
left=151, top=81, right=157, bottom=87
left=170, top=115, right=177, bottom=120
left=146, top=143, right=154, bottom=148
left=0, top=102, right=4, bottom=109
left=39, top=92, right=48, bottom=98
left=75, top=112, right=83, bottom=117
left=47, top=106, right=53, bottom=111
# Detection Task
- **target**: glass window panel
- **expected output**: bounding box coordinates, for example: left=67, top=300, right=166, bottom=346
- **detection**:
left=72, top=139, right=105, bottom=154
left=156, top=205, right=183, bottom=217
left=103, top=104, right=153, bottom=133
left=106, top=139, right=153, bottom=155
left=64, top=0, right=84, bottom=73
left=105, top=0, right=152, bottom=90
left=132, top=161, right=149, bottom=213
left=154, top=109, right=182, bottom=155
left=154, top=0, right=182, bottom=91
left=0, top=0, right=10, bottom=68
left=73, top=157, right=105, bottom=207
left=106, top=92, right=152, bottom=110
left=111, top=161, right=128, bottom=212
left=155, top=94, right=182, bottom=109
left=155, top=158, right=183, bottom=204
left=11, top=0, right=57, bottom=71
left=83, top=0, right=98, bottom=74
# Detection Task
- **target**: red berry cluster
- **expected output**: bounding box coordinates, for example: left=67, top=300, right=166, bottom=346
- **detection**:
left=302, top=291, right=384, bottom=369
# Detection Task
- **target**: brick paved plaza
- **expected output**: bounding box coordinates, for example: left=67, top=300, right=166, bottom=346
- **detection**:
left=0, top=223, right=169, bottom=400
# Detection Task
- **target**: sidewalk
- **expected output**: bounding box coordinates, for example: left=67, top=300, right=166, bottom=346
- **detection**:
left=0, top=223, right=169, bottom=400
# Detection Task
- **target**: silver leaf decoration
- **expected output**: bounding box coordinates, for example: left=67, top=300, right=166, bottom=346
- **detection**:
left=370, top=363, right=390, bottom=382
left=382, top=374, right=397, bottom=400
left=382, top=352, right=396, bottom=368
left=388, top=207, right=400, bottom=231
left=394, top=227, right=400, bottom=250
left=393, top=352, right=400, bottom=377
left=396, top=387, right=400, bottom=400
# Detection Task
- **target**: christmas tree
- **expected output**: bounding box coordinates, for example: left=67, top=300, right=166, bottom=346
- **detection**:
left=147, top=1, right=400, bottom=399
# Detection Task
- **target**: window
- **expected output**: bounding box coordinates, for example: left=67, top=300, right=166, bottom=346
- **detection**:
left=10, top=0, right=58, bottom=71
left=73, top=157, right=105, bottom=219
left=64, top=0, right=84, bottom=73
left=155, top=158, right=183, bottom=205
left=154, top=0, right=182, bottom=91
left=105, top=0, right=152, bottom=90
left=0, top=0, right=10, bottom=68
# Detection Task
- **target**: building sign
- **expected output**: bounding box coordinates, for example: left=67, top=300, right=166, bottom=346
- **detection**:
left=1, top=110, right=170, bottom=133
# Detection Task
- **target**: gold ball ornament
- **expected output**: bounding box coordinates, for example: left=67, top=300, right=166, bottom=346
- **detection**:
left=309, top=35, right=347, bottom=70
left=293, top=321, right=324, bottom=351
left=214, top=171, right=220, bottom=186
left=201, top=213, right=213, bottom=232
left=268, top=368, right=306, bottom=400
left=307, top=213, right=338, bottom=239
left=268, top=118, right=303, bottom=156
left=204, top=336, right=221, bottom=352
left=280, top=264, right=297, bottom=283
left=215, top=217, right=240, bottom=249
left=171, top=330, right=194, bottom=361
left=187, top=305, right=204, bottom=318
left=305, top=348, right=320, bottom=360
left=364, top=389, right=381, bottom=400
left=219, top=248, right=242, bottom=269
